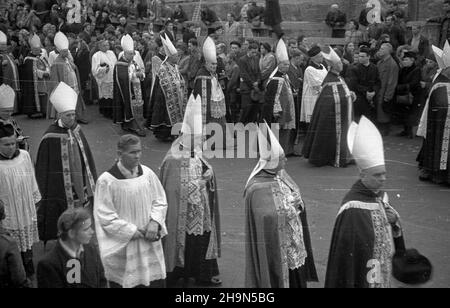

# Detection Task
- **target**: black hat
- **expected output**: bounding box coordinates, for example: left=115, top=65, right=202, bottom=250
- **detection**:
left=0, top=122, right=15, bottom=139
left=403, top=51, right=417, bottom=59
left=307, top=45, right=321, bottom=57
left=393, top=248, right=433, bottom=285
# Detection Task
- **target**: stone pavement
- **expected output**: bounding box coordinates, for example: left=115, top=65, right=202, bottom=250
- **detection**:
left=21, top=106, right=450, bottom=288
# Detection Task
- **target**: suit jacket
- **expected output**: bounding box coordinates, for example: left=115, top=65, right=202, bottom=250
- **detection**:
left=37, top=241, right=106, bottom=288
left=239, top=54, right=261, bottom=94
left=0, top=231, right=28, bottom=288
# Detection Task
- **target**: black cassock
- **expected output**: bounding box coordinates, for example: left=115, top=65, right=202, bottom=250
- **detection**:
left=35, top=123, right=97, bottom=242
left=417, top=71, right=450, bottom=185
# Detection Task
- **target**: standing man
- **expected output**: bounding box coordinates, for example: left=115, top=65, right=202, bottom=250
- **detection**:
left=0, top=85, right=29, bottom=151
left=302, top=48, right=355, bottom=168
left=22, top=34, right=51, bottom=119
left=0, top=31, right=21, bottom=114
left=262, top=39, right=297, bottom=156
left=0, top=122, right=40, bottom=279
left=50, top=32, right=88, bottom=124
left=376, top=43, right=399, bottom=136
left=325, top=116, right=402, bottom=288
left=91, top=38, right=117, bottom=119
left=347, top=46, right=380, bottom=122
left=160, top=94, right=222, bottom=287
left=193, top=37, right=233, bottom=149
left=147, top=35, right=185, bottom=142
left=300, top=46, right=328, bottom=126
left=36, top=82, right=97, bottom=244
left=112, top=34, right=146, bottom=137
left=238, top=41, right=261, bottom=124
left=427, top=0, right=450, bottom=48
left=244, top=122, right=318, bottom=288
left=325, top=4, right=347, bottom=38
left=416, top=42, right=450, bottom=185
left=186, top=38, right=202, bottom=96
left=94, top=134, right=168, bottom=288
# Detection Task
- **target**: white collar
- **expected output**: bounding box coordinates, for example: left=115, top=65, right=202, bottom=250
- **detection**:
left=59, top=239, right=84, bottom=259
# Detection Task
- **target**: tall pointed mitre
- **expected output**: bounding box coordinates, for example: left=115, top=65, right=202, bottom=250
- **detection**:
left=275, top=39, right=289, bottom=63
left=54, top=31, right=69, bottom=51
left=161, top=34, right=178, bottom=57
left=29, top=34, right=42, bottom=49
left=121, top=34, right=134, bottom=52
left=0, top=84, right=15, bottom=111
left=442, top=40, right=450, bottom=68
left=323, top=46, right=342, bottom=65
left=0, top=31, right=7, bottom=45
left=432, top=45, right=445, bottom=70
left=50, top=82, right=78, bottom=113
left=245, top=122, right=285, bottom=189
left=347, top=116, right=385, bottom=171
left=202, top=36, right=217, bottom=63
left=182, top=94, right=202, bottom=136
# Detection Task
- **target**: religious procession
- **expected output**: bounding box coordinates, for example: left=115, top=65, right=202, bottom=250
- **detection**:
left=0, top=0, right=448, bottom=289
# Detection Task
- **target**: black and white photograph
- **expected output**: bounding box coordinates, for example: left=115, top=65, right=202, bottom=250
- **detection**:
left=0, top=0, right=448, bottom=291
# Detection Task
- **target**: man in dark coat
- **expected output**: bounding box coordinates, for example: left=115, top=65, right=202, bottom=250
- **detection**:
left=37, top=207, right=106, bottom=288
left=347, top=46, right=380, bottom=122
left=264, top=0, right=283, bottom=38
left=36, top=82, right=97, bottom=243
left=238, top=42, right=261, bottom=124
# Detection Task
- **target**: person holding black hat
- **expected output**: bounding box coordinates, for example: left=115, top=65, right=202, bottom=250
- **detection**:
left=0, top=122, right=40, bottom=280
left=325, top=117, right=402, bottom=288
left=394, top=51, right=423, bottom=139
left=300, top=45, right=327, bottom=127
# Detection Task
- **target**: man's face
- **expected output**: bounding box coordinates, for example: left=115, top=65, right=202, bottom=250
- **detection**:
left=206, top=61, right=217, bottom=73
left=248, top=47, right=258, bottom=58
left=70, top=218, right=94, bottom=245
left=0, top=135, right=17, bottom=158
left=402, top=57, right=414, bottom=68
left=120, top=17, right=126, bottom=25
left=119, top=142, right=142, bottom=169
left=60, top=111, right=76, bottom=128
left=99, top=40, right=109, bottom=52
left=227, top=14, right=234, bottom=22
left=359, top=52, right=370, bottom=65
left=278, top=61, right=290, bottom=74
left=385, top=16, right=393, bottom=26
left=60, top=49, right=69, bottom=58
left=31, top=47, right=42, bottom=56
left=230, top=44, right=240, bottom=55
left=311, top=52, right=323, bottom=64
left=378, top=44, right=390, bottom=58
left=361, top=166, right=387, bottom=192
left=411, top=25, right=420, bottom=36
left=124, top=50, right=135, bottom=61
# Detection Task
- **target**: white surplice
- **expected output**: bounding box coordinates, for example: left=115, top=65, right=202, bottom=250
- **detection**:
left=94, top=165, right=168, bottom=288
left=91, top=50, right=117, bottom=99
left=300, top=65, right=328, bottom=123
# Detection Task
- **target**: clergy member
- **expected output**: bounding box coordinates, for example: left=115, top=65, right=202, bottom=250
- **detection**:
left=36, top=82, right=97, bottom=243
left=0, top=31, right=21, bottom=114
left=262, top=39, right=297, bottom=156
left=147, top=34, right=185, bottom=142
left=50, top=32, right=88, bottom=123
left=416, top=42, right=450, bottom=185
left=160, top=94, right=222, bottom=287
left=94, top=134, right=168, bottom=288
left=22, top=34, right=51, bottom=119
left=300, top=46, right=328, bottom=125
left=302, top=47, right=355, bottom=168
left=244, top=122, right=318, bottom=288
left=193, top=37, right=233, bottom=150
left=325, top=116, right=402, bottom=288
left=112, top=34, right=146, bottom=137
left=0, top=122, right=40, bottom=278
left=91, top=38, right=117, bottom=119
left=0, top=84, right=29, bottom=151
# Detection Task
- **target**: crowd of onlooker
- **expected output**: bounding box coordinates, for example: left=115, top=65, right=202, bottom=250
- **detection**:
left=0, top=0, right=449, bottom=137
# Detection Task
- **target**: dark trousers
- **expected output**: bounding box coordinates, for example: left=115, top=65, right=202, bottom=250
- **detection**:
left=239, top=93, right=260, bottom=124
